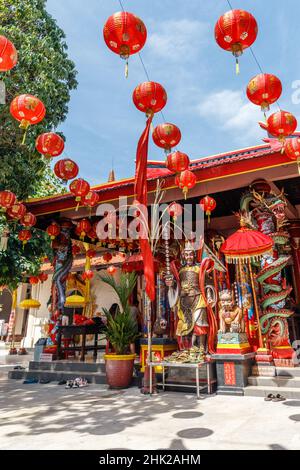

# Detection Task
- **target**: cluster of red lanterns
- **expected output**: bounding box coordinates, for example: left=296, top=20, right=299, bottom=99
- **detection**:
left=29, top=272, right=48, bottom=285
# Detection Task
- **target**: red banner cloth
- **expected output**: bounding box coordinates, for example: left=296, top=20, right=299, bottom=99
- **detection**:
left=134, top=116, right=155, bottom=301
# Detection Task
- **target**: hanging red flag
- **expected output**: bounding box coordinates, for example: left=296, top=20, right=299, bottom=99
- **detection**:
left=134, top=115, right=155, bottom=301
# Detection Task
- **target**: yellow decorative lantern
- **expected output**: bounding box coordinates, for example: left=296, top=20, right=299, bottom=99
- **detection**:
left=18, top=299, right=41, bottom=309
left=65, top=294, right=86, bottom=308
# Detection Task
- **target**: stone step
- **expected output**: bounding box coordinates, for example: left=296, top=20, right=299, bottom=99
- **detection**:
left=244, top=385, right=300, bottom=400
left=8, top=369, right=140, bottom=386
left=248, top=375, right=300, bottom=389
left=28, top=360, right=106, bottom=373
left=276, top=367, right=300, bottom=378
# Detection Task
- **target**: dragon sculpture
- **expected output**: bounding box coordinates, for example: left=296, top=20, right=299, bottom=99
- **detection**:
left=241, top=181, right=293, bottom=358
left=51, top=220, right=74, bottom=315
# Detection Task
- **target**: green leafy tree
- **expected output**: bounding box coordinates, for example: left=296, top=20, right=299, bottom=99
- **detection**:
left=0, top=0, right=77, bottom=287
left=0, top=0, right=77, bottom=199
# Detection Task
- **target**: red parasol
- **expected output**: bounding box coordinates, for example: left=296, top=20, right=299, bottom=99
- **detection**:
left=221, top=226, right=273, bottom=263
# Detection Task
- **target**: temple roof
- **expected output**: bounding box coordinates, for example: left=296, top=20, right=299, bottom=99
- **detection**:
left=26, top=141, right=298, bottom=216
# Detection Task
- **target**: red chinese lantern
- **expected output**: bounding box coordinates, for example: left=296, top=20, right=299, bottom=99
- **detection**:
left=69, top=178, right=90, bottom=211
left=86, top=248, right=96, bottom=259
left=10, top=94, right=46, bottom=144
left=246, top=73, right=282, bottom=112
left=167, top=202, right=183, bottom=220
left=259, top=110, right=297, bottom=142
left=82, top=270, right=94, bottom=280
left=103, top=252, right=113, bottom=263
left=72, top=244, right=81, bottom=256
left=36, top=132, right=65, bottom=158
left=18, top=229, right=32, bottom=246
left=46, top=222, right=61, bottom=240
left=21, top=212, right=36, bottom=228
left=0, top=191, right=16, bottom=211
left=29, top=276, right=39, bottom=285
left=133, top=81, right=167, bottom=116
left=103, top=11, right=147, bottom=77
left=76, top=219, right=91, bottom=240
left=7, top=202, right=26, bottom=220
left=166, top=151, right=190, bottom=173
left=88, top=228, right=98, bottom=242
left=200, top=196, right=217, bottom=223
left=54, top=158, right=79, bottom=183
left=38, top=272, right=48, bottom=283
left=0, top=36, right=17, bottom=71
left=107, top=266, right=116, bottom=275
left=215, top=9, right=258, bottom=74
left=152, top=123, right=181, bottom=153
left=284, top=137, right=300, bottom=160
left=82, top=191, right=99, bottom=209
left=175, top=170, right=196, bottom=199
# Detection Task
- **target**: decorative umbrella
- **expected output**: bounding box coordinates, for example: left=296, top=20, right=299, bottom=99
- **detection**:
left=221, top=223, right=274, bottom=349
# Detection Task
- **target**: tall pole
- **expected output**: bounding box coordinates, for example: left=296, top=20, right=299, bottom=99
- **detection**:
left=248, top=260, right=264, bottom=349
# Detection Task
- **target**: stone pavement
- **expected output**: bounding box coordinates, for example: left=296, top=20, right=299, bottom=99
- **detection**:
left=1, top=367, right=300, bottom=450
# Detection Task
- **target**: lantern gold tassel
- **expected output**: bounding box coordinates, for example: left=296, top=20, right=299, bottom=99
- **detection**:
left=19, top=120, right=30, bottom=146
left=125, top=60, right=129, bottom=78
left=235, top=58, right=240, bottom=75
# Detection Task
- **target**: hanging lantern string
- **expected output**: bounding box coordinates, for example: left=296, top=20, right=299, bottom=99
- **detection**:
left=117, top=0, right=167, bottom=123
left=225, top=0, right=281, bottom=112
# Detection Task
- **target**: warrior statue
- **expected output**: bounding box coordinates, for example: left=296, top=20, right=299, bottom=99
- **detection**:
left=166, top=239, right=218, bottom=354
left=241, top=180, right=294, bottom=359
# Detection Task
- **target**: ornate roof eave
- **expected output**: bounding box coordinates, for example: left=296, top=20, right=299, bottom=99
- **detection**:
left=25, top=142, right=296, bottom=217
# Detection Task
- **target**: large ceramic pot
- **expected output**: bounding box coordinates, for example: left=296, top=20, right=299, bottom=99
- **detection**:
left=104, top=353, right=136, bottom=389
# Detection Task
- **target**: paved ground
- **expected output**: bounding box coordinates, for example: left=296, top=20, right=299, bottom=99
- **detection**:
left=1, top=367, right=300, bottom=450
left=1, top=342, right=300, bottom=450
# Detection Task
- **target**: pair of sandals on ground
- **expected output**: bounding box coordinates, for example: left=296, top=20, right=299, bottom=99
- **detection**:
left=264, top=393, right=286, bottom=402
left=65, top=377, right=88, bottom=389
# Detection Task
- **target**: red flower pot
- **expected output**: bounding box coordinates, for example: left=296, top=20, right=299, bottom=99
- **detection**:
left=104, top=353, right=136, bottom=389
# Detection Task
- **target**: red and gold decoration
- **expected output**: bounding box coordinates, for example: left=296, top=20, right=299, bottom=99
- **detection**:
left=0, top=35, right=17, bottom=71
left=246, top=73, right=282, bottom=112
left=35, top=132, right=65, bottom=158
left=175, top=169, right=196, bottom=199
left=38, top=272, right=48, bottom=283
left=199, top=196, right=217, bottom=223
left=133, top=81, right=167, bottom=117
left=86, top=248, right=96, bottom=259
left=259, top=110, right=297, bottom=142
left=10, top=94, right=46, bottom=144
left=152, top=123, right=181, bottom=154
left=103, top=11, right=147, bottom=77
left=88, top=224, right=98, bottom=242
left=18, top=229, right=32, bottom=246
left=167, top=202, right=183, bottom=220
left=82, top=270, right=94, bottom=281
left=0, top=191, right=16, bottom=212
left=7, top=202, right=26, bottom=220
left=166, top=151, right=190, bottom=173
left=103, top=252, right=113, bottom=263
left=215, top=9, right=258, bottom=74
left=76, top=218, right=91, bottom=240
left=46, top=222, right=61, bottom=240
left=284, top=137, right=300, bottom=161
left=54, top=158, right=79, bottom=183
left=82, top=191, right=99, bottom=215
left=107, top=266, right=116, bottom=275
left=69, top=178, right=90, bottom=211
left=20, top=212, right=36, bottom=228
left=29, top=276, right=39, bottom=285
left=72, top=244, right=81, bottom=256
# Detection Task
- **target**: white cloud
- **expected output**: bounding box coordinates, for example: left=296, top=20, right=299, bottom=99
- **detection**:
left=196, top=89, right=264, bottom=145
left=147, top=19, right=209, bottom=62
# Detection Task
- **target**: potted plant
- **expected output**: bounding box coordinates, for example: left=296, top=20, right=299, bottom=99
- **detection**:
left=100, top=272, right=139, bottom=389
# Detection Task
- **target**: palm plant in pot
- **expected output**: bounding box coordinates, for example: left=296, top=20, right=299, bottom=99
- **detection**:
left=99, top=272, right=139, bottom=389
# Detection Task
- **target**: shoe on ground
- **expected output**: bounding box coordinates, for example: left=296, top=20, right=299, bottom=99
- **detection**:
left=272, top=394, right=286, bottom=402
left=264, top=393, right=275, bottom=401
left=23, top=378, right=38, bottom=384
left=65, top=380, right=73, bottom=389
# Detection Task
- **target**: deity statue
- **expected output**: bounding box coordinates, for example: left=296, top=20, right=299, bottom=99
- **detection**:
left=166, top=240, right=217, bottom=354
left=218, top=289, right=244, bottom=334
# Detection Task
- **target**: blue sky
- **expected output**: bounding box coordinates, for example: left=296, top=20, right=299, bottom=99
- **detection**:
left=46, top=0, right=300, bottom=185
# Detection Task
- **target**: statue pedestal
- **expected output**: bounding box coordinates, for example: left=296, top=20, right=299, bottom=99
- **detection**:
left=212, top=352, right=256, bottom=396
left=140, top=338, right=178, bottom=373
left=216, top=332, right=251, bottom=355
